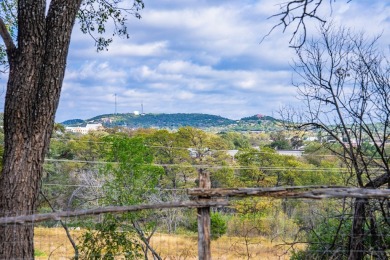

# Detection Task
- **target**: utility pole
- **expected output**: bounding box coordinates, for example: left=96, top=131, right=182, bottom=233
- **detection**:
left=197, top=156, right=211, bottom=259
left=114, top=93, right=117, bottom=115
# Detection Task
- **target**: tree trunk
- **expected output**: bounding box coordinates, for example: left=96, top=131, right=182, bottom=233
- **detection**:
left=0, top=1, right=82, bottom=258
left=348, top=198, right=366, bottom=260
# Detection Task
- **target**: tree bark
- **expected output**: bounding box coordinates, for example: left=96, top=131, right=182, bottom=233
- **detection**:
left=0, top=1, right=82, bottom=259
left=348, top=198, right=366, bottom=260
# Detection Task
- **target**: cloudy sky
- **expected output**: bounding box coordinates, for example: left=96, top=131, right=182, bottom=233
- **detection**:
left=51, top=0, right=390, bottom=122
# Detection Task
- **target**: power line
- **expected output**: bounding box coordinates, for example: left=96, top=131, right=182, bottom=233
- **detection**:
left=43, top=158, right=385, bottom=172
left=42, top=183, right=187, bottom=191
left=47, top=140, right=389, bottom=159
left=44, top=158, right=111, bottom=164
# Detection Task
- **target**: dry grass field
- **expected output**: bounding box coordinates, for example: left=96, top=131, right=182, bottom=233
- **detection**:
left=34, top=227, right=291, bottom=259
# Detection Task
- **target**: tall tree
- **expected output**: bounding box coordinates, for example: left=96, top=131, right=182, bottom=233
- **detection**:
left=0, top=0, right=143, bottom=258
left=290, top=26, right=390, bottom=259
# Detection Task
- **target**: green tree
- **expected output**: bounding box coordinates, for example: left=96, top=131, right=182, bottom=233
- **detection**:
left=176, top=127, right=230, bottom=188
left=69, top=132, right=110, bottom=161
left=236, top=147, right=280, bottom=187
left=78, top=215, right=143, bottom=259
left=219, top=132, right=250, bottom=149
left=103, top=135, right=162, bottom=205
left=79, top=135, right=163, bottom=259
left=147, top=129, right=195, bottom=189
left=268, top=131, right=292, bottom=150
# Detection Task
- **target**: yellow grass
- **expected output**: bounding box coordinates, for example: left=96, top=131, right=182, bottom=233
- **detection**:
left=149, top=233, right=291, bottom=260
left=34, top=227, right=292, bottom=259
left=34, top=227, right=83, bottom=260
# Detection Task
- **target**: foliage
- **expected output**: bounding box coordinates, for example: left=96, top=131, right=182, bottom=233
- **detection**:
left=218, top=132, right=251, bottom=149
left=240, top=115, right=279, bottom=122
left=210, top=167, right=236, bottom=188
left=34, top=249, right=46, bottom=257
left=68, top=132, right=109, bottom=161
left=78, top=215, right=143, bottom=259
left=38, top=127, right=358, bottom=257
left=291, top=216, right=352, bottom=260
left=229, top=198, right=298, bottom=238
left=291, top=199, right=390, bottom=260
left=77, top=135, right=163, bottom=258
left=102, top=135, right=163, bottom=206
left=77, top=0, right=144, bottom=51
left=233, top=198, right=277, bottom=216
left=62, top=112, right=286, bottom=131
left=146, top=129, right=196, bottom=189
left=247, top=132, right=271, bottom=147
left=187, top=211, right=227, bottom=240
left=47, top=137, right=75, bottom=160
left=77, top=113, right=236, bottom=129
left=210, top=212, right=228, bottom=239
left=268, top=131, right=292, bottom=150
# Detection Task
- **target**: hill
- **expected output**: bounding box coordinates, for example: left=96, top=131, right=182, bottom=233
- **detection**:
left=61, top=113, right=283, bottom=131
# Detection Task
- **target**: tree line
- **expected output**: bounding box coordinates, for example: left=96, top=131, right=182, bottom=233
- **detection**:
left=35, top=125, right=382, bottom=259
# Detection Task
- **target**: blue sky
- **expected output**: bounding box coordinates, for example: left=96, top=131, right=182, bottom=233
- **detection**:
left=49, top=1, right=390, bottom=122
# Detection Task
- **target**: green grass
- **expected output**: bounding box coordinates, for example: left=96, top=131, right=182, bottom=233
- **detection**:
left=34, top=249, right=46, bottom=257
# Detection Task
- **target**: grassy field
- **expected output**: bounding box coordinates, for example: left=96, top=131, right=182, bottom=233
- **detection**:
left=34, top=227, right=291, bottom=259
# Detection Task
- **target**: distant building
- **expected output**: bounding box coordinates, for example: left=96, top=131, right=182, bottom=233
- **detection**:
left=134, top=111, right=140, bottom=115
left=276, top=150, right=303, bottom=157
left=304, top=136, right=318, bottom=142
left=65, top=123, right=104, bottom=134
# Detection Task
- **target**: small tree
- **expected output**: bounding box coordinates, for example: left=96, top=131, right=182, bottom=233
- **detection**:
left=79, top=135, right=163, bottom=259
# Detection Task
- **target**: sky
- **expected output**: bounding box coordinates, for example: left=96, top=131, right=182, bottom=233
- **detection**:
left=36, top=1, right=390, bottom=122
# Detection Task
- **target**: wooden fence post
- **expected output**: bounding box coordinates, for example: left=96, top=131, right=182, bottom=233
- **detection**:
left=197, top=168, right=211, bottom=260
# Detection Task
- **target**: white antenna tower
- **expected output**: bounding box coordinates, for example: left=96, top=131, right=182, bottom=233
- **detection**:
left=114, top=93, right=117, bottom=115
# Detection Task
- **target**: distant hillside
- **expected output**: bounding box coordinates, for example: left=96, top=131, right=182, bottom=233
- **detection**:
left=61, top=113, right=283, bottom=131
left=61, top=119, right=85, bottom=126
left=231, top=114, right=283, bottom=132
left=240, top=114, right=279, bottom=122
left=62, top=113, right=235, bottom=129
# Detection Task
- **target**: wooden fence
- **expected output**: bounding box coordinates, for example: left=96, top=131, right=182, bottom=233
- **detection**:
left=1, top=186, right=390, bottom=259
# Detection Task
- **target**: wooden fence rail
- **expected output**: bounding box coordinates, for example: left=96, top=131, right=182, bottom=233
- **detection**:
left=1, top=186, right=389, bottom=225
left=188, top=186, right=390, bottom=199
left=0, top=199, right=228, bottom=225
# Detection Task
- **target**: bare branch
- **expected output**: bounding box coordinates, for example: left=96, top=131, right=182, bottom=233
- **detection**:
left=265, top=0, right=330, bottom=48
left=0, top=17, right=15, bottom=53
left=40, top=191, right=79, bottom=260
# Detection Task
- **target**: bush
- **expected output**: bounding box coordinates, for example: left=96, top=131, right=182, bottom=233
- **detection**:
left=187, top=211, right=228, bottom=240
left=210, top=212, right=227, bottom=239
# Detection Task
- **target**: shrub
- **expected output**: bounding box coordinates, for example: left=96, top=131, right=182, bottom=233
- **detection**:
left=210, top=212, right=227, bottom=239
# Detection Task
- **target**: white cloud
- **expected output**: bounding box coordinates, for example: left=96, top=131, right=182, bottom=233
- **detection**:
left=54, top=0, right=390, bottom=122
left=101, top=41, right=169, bottom=57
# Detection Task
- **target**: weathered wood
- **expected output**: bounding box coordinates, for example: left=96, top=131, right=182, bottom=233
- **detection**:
left=197, top=207, right=211, bottom=260
left=188, top=186, right=390, bottom=199
left=197, top=167, right=211, bottom=260
left=0, top=199, right=228, bottom=225
left=1, top=187, right=388, bottom=226
left=0, top=1, right=83, bottom=258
